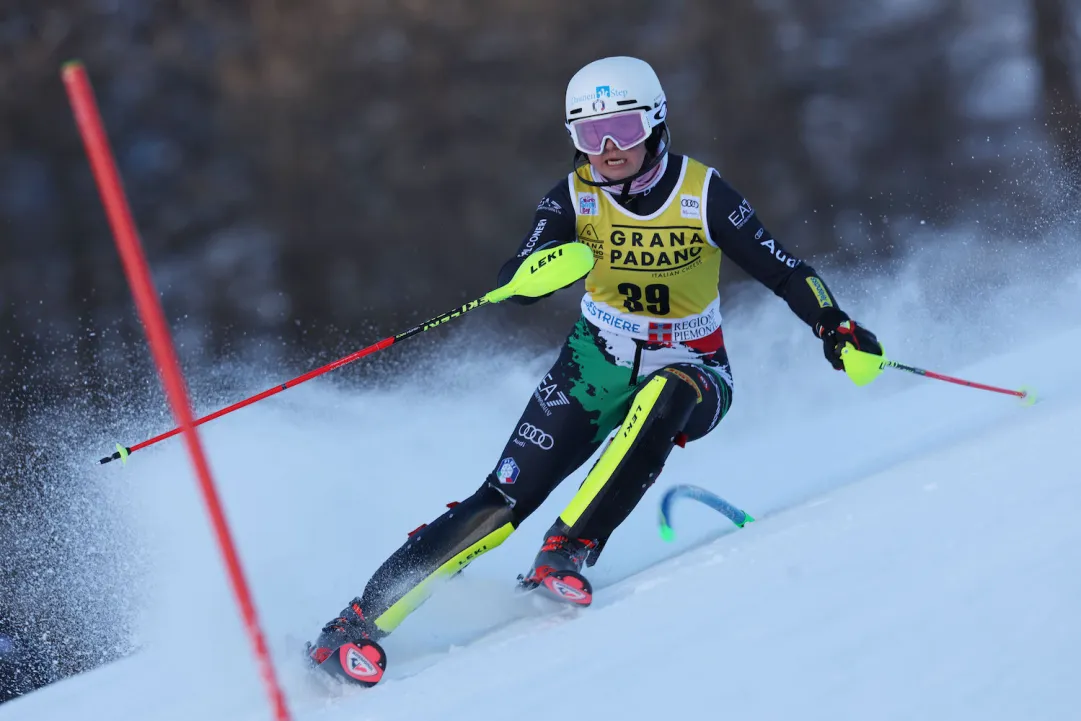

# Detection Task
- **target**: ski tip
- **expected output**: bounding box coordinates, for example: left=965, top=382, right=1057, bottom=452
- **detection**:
left=737, top=513, right=756, bottom=528
left=1019, top=386, right=1038, bottom=407
left=659, top=522, right=676, bottom=542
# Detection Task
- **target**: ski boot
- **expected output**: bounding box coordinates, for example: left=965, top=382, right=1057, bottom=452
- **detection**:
left=517, top=534, right=597, bottom=606
left=306, top=598, right=387, bottom=687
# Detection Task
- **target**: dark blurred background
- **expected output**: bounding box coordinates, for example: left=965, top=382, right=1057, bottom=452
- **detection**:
left=1, top=0, right=1078, bottom=703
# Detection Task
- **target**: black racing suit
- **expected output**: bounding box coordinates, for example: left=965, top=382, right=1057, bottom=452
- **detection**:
left=342, top=154, right=844, bottom=639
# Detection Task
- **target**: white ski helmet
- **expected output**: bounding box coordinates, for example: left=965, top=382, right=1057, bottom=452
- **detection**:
left=564, top=56, right=667, bottom=131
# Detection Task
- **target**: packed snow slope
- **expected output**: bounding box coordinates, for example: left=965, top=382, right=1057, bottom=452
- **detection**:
left=4, top=241, right=1080, bottom=720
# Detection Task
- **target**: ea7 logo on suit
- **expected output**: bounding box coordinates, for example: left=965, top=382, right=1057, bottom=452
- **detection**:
left=728, top=199, right=754, bottom=228
left=533, top=372, right=571, bottom=416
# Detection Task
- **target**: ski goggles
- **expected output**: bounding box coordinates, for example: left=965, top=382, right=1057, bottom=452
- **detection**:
left=567, top=109, right=652, bottom=155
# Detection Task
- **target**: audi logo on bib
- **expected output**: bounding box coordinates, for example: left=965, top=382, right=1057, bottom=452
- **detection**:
left=518, top=423, right=554, bottom=450
left=680, top=194, right=701, bottom=219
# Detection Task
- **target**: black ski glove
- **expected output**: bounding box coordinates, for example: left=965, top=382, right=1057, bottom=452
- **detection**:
left=813, top=308, right=882, bottom=371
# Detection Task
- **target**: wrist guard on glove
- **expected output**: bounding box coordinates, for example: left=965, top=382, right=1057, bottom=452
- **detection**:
left=813, top=308, right=882, bottom=371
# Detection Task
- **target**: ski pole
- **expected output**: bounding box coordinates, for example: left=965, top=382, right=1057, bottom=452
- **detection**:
left=840, top=345, right=1035, bottom=403
left=99, top=243, right=595, bottom=465
left=881, top=358, right=1034, bottom=400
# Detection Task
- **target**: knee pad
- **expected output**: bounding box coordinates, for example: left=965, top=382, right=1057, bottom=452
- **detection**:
left=653, top=363, right=730, bottom=442
left=622, top=370, right=700, bottom=467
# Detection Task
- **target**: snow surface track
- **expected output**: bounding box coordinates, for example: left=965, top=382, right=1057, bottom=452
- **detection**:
left=3, top=243, right=1080, bottom=720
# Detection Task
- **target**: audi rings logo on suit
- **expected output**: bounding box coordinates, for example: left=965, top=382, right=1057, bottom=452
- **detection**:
left=517, top=423, right=554, bottom=450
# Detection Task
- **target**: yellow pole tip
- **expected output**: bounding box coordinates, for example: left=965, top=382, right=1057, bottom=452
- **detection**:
left=1019, top=386, right=1038, bottom=406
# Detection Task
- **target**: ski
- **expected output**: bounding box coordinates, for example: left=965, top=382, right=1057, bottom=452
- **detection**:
left=657, top=483, right=754, bottom=541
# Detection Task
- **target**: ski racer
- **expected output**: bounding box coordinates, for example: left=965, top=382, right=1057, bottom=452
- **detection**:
left=307, top=56, right=883, bottom=685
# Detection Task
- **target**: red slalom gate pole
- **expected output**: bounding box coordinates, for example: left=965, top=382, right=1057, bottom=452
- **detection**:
left=62, top=62, right=292, bottom=721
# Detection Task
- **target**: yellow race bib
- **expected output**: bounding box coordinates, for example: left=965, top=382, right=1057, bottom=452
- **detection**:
left=571, top=156, right=723, bottom=344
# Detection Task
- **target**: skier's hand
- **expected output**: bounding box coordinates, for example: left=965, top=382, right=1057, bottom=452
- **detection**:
left=814, top=308, right=882, bottom=371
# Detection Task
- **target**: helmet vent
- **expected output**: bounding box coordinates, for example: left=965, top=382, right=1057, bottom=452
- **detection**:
left=616, top=99, right=638, bottom=106
left=569, top=107, right=583, bottom=115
